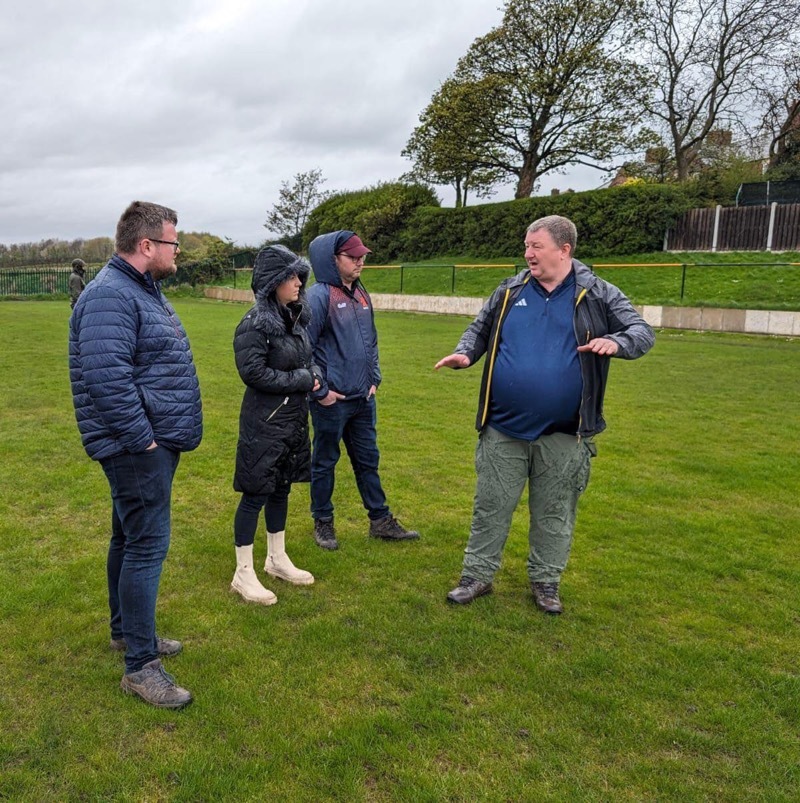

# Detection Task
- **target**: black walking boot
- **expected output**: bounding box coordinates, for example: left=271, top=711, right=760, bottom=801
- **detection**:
left=369, top=515, right=419, bottom=541
left=313, top=518, right=338, bottom=550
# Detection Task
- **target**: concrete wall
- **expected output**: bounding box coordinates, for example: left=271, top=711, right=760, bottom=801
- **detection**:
left=203, top=287, right=800, bottom=336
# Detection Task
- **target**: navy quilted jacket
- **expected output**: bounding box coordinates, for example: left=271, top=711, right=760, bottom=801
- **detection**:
left=68, top=255, right=203, bottom=460
left=307, top=230, right=381, bottom=400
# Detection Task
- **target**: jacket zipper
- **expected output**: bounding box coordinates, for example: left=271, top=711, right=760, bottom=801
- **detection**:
left=574, top=287, right=589, bottom=441
left=481, top=288, right=512, bottom=427
left=265, top=397, right=289, bottom=422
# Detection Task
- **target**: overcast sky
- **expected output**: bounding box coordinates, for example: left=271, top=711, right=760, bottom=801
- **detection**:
left=1, top=0, right=601, bottom=248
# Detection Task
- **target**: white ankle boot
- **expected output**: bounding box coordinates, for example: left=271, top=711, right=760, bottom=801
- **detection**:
left=265, top=530, right=314, bottom=585
left=231, top=544, right=277, bottom=605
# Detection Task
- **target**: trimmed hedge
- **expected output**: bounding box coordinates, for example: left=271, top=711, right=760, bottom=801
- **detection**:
left=399, top=184, right=697, bottom=259
left=303, top=182, right=439, bottom=263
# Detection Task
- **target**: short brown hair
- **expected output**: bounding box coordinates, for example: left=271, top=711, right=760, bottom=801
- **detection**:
left=527, top=215, right=577, bottom=256
left=115, top=201, right=178, bottom=255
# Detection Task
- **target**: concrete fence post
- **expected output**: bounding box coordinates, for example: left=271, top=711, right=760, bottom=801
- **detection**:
left=711, top=205, right=722, bottom=252
left=766, top=202, right=778, bottom=251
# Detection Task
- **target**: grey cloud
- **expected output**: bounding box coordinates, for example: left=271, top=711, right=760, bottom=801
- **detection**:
left=1, top=0, right=530, bottom=246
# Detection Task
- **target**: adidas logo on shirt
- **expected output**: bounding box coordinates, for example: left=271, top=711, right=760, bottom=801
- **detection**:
left=514, top=298, right=528, bottom=307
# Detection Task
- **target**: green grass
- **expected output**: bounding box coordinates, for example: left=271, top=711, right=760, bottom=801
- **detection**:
left=225, top=251, right=800, bottom=310
left=1, top=300, right=799, bottom=800
left=354, top=252, right=800, bottom=311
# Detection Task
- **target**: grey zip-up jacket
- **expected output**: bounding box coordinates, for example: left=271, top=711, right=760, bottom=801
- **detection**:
left=454, top=260, right=655, bottom=438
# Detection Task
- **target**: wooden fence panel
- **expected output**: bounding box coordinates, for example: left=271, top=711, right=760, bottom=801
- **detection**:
left=667, top=203, right=800, bottom=251
left=718, top=206, right=770, bottom=250
left=667, top=208, right=715, bottom=250
left=773, top=205, right=800, bottom=251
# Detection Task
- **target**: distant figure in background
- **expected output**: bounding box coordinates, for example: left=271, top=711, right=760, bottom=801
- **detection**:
left=436, top=215, right=654, bottom=614
left=69, top=201, right=202, bottom=709
left=69, top=259, right=86, bottom=308
left=306, top=230, right=419, bottom=550
left=231, top=245, right=319, bottom=605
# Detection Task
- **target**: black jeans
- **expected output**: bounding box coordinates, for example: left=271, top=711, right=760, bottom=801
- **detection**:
left=101, top=446, right=180, bottom=673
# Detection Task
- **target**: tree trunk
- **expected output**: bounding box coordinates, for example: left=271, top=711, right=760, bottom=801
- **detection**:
left=675, top=147, right=691, bottom=182
left=515, top=155, right=537, bottom=198
left=454, top=178, right=463, bottom=209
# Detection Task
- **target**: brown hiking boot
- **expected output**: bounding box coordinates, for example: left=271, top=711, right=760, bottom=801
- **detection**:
left=531, top=582, right=563, bottom=615
left=446, top=576, right=493, bottom=605
left=120, top=659, right=192, bottom=709
left=369, top=515, right=419, bottom=541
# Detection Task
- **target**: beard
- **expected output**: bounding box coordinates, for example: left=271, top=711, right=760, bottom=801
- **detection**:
left=149, top=262, right=177, bottom=282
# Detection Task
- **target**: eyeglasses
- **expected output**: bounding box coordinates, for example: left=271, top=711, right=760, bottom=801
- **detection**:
left=148, top=238, right=180, bottom=252
left=339, top=254, right=366, bottom=264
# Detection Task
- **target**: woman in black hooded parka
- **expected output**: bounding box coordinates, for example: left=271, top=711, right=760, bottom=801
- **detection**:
left=231, top=245, right=320, bottom=605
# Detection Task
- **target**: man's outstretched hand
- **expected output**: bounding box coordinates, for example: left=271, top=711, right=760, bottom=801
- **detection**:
left=577, top=338, right=619, bottom=356
left=434, top=354, right=471, bottom=370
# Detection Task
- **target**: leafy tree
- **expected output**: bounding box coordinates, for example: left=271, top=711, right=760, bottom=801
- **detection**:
left=402, top=78, right=504, bottom=207
left=640, top=0, right=799, bottom=181
left=82, top=237, right=114, bottom=263
left=448, top=0, right=650, bottom=199
left=265, top=169, right=331, bottom=251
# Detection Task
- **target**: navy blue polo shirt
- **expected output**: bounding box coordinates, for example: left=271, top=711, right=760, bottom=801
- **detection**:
left=487, top=273, right=582, bottom=440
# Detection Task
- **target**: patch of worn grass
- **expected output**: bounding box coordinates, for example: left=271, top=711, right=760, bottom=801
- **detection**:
left=1, top=300, right=799, bottom=800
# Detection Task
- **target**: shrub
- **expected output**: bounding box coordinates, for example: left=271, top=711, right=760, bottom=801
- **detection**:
left=303, top=182, right=440, bottom=263
left=401, top=184, right=697, bottom=260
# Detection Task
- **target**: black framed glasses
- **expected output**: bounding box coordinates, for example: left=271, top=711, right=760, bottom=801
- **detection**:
left=149, top=238, right=180, bottom=251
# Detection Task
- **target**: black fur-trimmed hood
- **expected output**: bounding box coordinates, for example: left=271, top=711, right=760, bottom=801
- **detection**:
left=251, top=245, right=312, bottom=334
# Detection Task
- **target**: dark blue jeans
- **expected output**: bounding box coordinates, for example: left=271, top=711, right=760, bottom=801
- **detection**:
left=101, top=446, right=180, bottom=673
left=309, top=396, right=389, bottom=521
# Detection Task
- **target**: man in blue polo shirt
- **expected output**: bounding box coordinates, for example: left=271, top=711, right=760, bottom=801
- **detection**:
left=435, top=215, right=654, bottom=613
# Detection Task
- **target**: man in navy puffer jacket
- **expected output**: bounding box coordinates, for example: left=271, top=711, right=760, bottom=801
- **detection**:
left=69, top=201, right=202, bottom=709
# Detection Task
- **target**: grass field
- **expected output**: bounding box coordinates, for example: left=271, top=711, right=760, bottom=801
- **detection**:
left=1, top=300, right=799, bottom=801
left=356, top=251, right=800, bottom=311
left=220, top=251, right=800, bottom=310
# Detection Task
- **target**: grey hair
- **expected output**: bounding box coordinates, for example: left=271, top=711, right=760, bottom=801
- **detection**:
left=526, top=215, right=577, bottom=255
left=115, top=201, right=178, bottom=255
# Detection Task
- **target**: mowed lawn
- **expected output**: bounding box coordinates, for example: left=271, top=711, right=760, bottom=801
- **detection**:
left=1, top=299, right=799, bottom=801
left=348, top=251, right=800, bottom=310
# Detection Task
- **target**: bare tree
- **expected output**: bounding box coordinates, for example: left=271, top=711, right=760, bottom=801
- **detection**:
left=265, top=169, right=331, bottom=247
left=641, top=0, right=800, bottom=181
left=758, top=53, right=800, bottom=175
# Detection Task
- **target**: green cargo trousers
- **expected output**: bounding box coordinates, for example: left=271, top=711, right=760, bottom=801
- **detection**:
left=461, top=426, right=593, bottom=585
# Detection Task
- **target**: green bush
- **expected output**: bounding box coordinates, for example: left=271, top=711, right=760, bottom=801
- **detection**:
left=303, top=182, right=439, bottom=263
left=401, top=184, right=697, bottom=260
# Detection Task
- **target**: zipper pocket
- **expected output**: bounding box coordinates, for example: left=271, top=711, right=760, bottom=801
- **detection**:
left=265, top=397, right=289, bottom=422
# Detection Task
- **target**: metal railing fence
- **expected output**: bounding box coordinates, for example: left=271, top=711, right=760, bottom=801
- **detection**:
left=0, top=267, right=102, bottom=296
left=3, top=262, right=798, bottom=305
